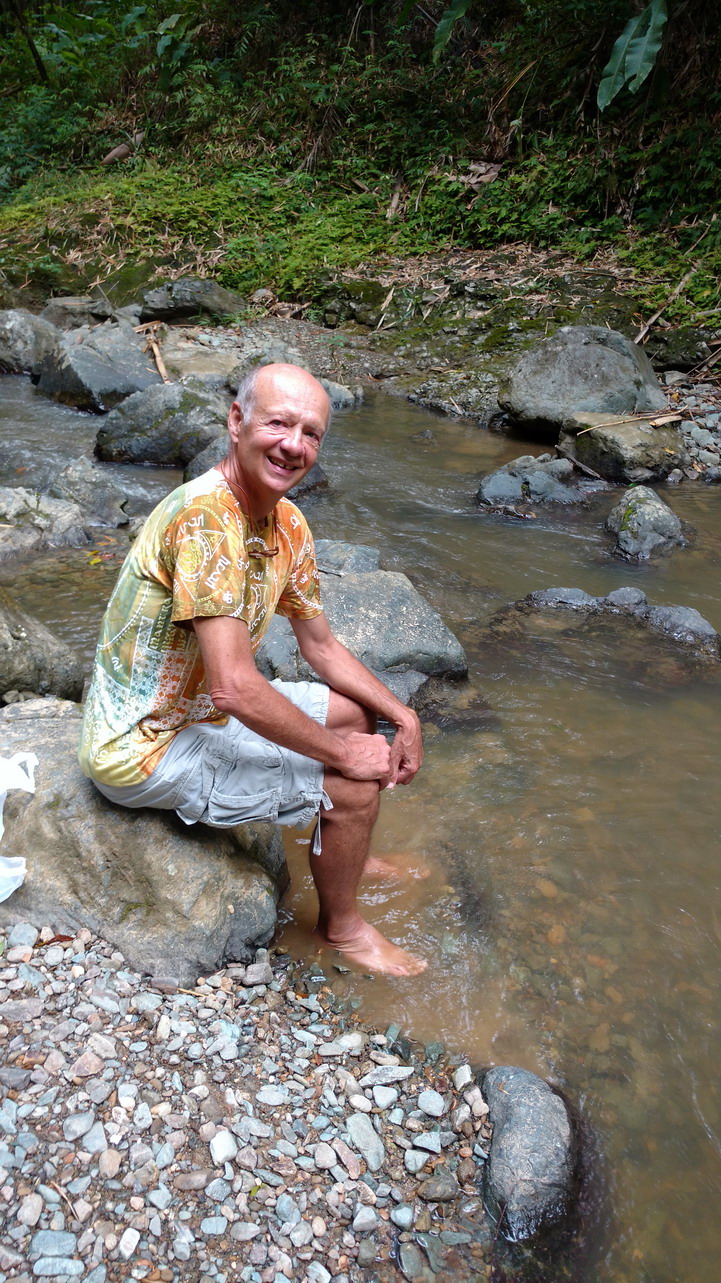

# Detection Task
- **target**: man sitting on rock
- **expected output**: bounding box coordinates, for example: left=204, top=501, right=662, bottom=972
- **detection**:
left=79, top=363, right=426, bottom=977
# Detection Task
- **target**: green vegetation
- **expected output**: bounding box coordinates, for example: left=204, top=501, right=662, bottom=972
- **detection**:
left=0, top=1, right=719, bottom=322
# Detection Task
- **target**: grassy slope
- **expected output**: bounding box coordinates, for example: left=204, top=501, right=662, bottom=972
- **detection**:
left=2, top=156, right=719, bottom=326
left=1, top=3, right=719, bottom=324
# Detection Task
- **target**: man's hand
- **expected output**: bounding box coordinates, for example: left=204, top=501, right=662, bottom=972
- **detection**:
left=385, top=712, right=423, bottom=789
left=337, top=731, right=392, bottom=782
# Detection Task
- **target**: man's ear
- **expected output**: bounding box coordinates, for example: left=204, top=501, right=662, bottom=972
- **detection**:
left=228, top=400, right=243, bottom=442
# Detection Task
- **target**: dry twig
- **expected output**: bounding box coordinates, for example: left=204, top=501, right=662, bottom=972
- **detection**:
left=635, top=265, right=700, bottom=344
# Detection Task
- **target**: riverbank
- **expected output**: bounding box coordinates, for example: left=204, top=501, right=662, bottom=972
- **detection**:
left=0, top=920, right=495, bottom=1283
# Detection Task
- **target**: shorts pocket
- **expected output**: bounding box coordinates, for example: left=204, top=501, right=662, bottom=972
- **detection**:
left=205, top=784, right=281, bottom=828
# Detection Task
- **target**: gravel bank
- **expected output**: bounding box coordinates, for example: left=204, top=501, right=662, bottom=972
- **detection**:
left=0, top=923, right=494, bottom=1283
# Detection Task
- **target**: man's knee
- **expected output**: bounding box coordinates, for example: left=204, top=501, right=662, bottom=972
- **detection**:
left=323, top=771, right=380, bottom=820
left=326, top=690, right=376, bottom=736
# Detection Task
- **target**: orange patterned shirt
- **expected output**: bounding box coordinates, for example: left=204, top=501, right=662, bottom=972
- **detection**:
left=79, top=468, right=322, bottom=786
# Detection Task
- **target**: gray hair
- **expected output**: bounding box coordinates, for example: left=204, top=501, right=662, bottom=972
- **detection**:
left=233, top=363, right=333, bottom=437
left=235, top=367, right=261, bottom=421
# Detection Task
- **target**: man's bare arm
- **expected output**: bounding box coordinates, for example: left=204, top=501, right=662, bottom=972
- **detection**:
left=192, top=615, right=390, bottom=782
left=291, top=613, right=423, bottom=787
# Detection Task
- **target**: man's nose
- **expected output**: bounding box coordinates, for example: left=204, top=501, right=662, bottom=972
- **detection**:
left=280, top=426, right=305, bottom=454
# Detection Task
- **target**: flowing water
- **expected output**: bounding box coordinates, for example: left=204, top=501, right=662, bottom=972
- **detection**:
left=3, top=374, right=721, bottom=1281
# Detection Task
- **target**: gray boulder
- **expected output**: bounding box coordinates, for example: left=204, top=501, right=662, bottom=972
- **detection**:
left=315, top=540, right=380, bottom=574
left=50, top=455, right=129, bottom=526
left=602, top=586, right=649, bottom=612
left=184, top=434, right=227, bottom=480
left=34, top=320, right=162, bottom=412
left=477, top=453, right=595, bottom=511
left=605, top=485, right=687, bottom=560
left=524, top=587, right=598, bottom=611
left=257, top=554, right=466, bottom=700
left=322, top=570, right=466, bottom=676
left=0, top=703, right=285, bottom=986
left=139, top=277, right=243, bottom=322
left=0, top=486, right=89, bottom=561
left=483, top=1065, right=574, bottom=1241
left=41, top=295, right=115, bottom=330
left=499, top=325, right=666, bottom=431
left=0, top=591, right=84, bottom=703
left=645, top=606, right=720, bottom=657
left=319, top=377, right=362, bottom=411
left=0, top=309, right=59, bottom=374
left=96, top=383, right=228, bottom=466
left=558, top=413, right=686, bottom=482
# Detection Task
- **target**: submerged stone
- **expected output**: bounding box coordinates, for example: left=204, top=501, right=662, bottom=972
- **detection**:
left=483, top=1065, right=573, bottom=1241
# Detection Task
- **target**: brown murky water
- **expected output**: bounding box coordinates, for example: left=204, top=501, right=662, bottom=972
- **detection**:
left=3, top=375, right=721, bottom=1281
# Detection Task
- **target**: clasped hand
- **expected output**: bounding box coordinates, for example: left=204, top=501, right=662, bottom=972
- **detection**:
left=339, top=714, right=423, bottom=789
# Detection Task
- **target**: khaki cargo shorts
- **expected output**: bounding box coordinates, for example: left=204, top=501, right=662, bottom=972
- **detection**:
left=94, top=679, right=330, bottom=830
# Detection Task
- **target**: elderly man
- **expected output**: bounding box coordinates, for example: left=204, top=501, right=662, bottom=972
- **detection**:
left=79, top=363, right=426, bottom=977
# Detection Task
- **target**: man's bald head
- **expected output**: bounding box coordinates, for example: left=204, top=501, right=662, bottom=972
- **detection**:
left=235, top=363, right=332, bottom=432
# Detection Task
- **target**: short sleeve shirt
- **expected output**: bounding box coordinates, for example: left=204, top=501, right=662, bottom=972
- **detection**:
left=79, top=468, right=322, bottom=786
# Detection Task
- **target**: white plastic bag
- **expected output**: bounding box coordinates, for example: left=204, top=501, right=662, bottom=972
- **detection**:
left=0, top=751, right=38, bottom=903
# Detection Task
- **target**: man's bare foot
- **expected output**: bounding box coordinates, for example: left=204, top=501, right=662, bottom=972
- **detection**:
left=363, top=855, right=431, bottom=882
left=314, top=921, right=427, bottom=977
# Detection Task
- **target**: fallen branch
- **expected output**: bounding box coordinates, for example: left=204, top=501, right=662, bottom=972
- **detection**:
left=146, top=334, right=171, bottom=383
left=574, top=412, right=682, bottom=437
left=554, top=445, right=604, bottom=479
left=635, top=265, right=700, bottom=344
left=136, top=322, right=171, bottom=383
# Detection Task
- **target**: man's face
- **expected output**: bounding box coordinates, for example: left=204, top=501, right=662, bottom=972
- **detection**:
left=227, top=366, right=330, bottom=518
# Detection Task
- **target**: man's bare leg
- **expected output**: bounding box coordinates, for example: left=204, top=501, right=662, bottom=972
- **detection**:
left=310, top=691, right=426, bottom=977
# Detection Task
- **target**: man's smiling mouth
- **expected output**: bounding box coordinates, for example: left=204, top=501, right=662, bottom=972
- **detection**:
left=268, top=456, right=299, bottom=473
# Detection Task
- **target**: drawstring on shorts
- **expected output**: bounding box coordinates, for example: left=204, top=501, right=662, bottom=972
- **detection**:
left=312, top=790, right=333, bottom=856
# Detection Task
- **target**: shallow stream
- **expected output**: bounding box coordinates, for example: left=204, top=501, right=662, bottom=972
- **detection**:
left=3, top=375, right=721, bottom=1281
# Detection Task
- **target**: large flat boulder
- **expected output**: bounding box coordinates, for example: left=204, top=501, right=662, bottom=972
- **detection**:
left=159, top=333, right=243, bottom=387
left=483, top=1065, right=574, bottom=1241
left=0, top=703, right=285, bottom=986
left=558, top=413, right=686, bottom=482
left=605, top=485, right=687, bottom=559
left=321, top=571, right=466, bottom=676
left=0, top=591, right=83, bottom=703
left=0, top=309, right=59, bottom=374
left=0, top=486, right=89, bottom=561
left=34, top=320, right=162, bottom=412
left=499, top=325, right=666, bottom=432
left=95, top=383, right=228, bottom=466
left=139, top=277, right=243, bottom=322
left=41, top=295, right=115, bottom=330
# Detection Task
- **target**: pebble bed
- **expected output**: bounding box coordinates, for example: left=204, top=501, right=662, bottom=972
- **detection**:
left=0, top=924, right=495, bottom=1283
left=666, top=375, right=721, bottom=479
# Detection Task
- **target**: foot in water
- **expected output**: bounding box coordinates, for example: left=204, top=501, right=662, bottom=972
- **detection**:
left=363, top=854, right=431, bottom=881
left=314, top=920, right=427, bottom=977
